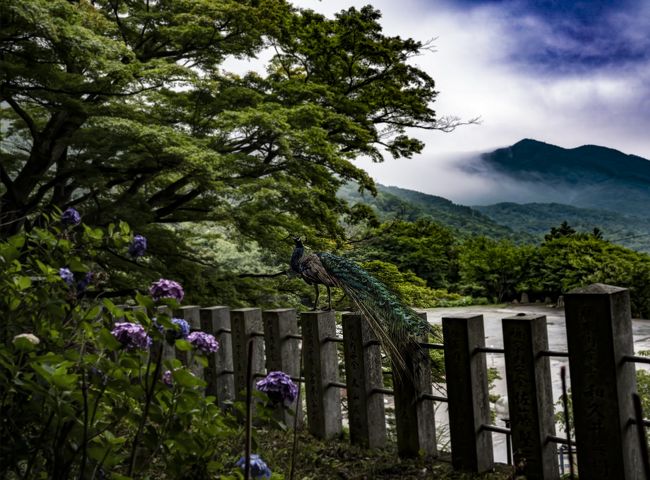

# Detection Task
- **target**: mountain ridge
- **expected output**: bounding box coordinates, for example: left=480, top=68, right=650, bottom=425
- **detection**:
left=341, top=139, right=650, bottom=251
left=468, top=139, right=650, bottom=216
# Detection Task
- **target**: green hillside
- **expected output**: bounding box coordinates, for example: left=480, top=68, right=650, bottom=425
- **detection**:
left=340, top=182, right=650, bottom=253
left=338, top=182, right=527, bottom=240
left=475, top=203, right=650, bottom=252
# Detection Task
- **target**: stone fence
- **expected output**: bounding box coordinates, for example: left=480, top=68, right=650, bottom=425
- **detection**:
left=151, top=284, right=649, bottom=480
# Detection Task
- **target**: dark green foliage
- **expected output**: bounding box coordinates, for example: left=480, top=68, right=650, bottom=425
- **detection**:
left=0, top=0, right=461, bottom=306
left=0, top=215, right=243, bottom=479
left=358, top=218, right=459, bottom=289
left=458, top=237, right=535, bottom=303
left=361, top=260, right=475, bottom=308
left=476, top=202, right=650, bottom=253
left=528, top=234, right=650, bottom=317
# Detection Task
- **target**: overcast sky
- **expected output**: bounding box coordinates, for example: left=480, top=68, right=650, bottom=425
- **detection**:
left=254, top=1, right=650, bottom=202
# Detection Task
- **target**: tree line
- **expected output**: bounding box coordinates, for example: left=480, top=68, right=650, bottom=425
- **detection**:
left=349, top=217, right=650, bottom=318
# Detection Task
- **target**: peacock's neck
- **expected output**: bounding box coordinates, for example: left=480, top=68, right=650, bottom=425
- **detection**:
left=290, top=246, right=304, bottom=273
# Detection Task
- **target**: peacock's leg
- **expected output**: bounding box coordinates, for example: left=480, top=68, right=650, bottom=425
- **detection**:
left=326, top=285, right=332, bottom=311
left=312, top=284, right=320, bottom=310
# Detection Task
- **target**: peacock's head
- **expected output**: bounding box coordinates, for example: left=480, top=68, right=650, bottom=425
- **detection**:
left=293, top=236, right=304, bottom=247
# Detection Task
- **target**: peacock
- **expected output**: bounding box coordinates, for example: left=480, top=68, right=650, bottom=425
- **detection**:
left=290, top=237, right=434, bottom=371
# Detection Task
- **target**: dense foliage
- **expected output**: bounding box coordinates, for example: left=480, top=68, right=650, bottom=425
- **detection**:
left=0, top=0, right=470, bottom=305
left=347, top=216, right=650, bottom=317
left=0, top=212, right=303, bottom=479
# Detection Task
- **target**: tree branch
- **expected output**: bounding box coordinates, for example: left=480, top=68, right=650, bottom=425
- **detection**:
left=1, top=93, right=38, bottom=137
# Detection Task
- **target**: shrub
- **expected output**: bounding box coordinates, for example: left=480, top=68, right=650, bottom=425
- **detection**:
left=0, top=212, right=241, bottom=479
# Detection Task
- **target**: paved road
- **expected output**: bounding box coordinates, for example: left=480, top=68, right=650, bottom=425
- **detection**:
left=421, top=304, right=650, bottom=464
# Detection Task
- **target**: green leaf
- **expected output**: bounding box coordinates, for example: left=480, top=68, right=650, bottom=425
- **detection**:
left=68, top=257, right=88, bottom=272
left=135, top=292, right=154, bottom=309
left=98, top=328, right=121, bottom=350
left=174, top=339, right=192, bottom=351
left=173, top=368, right=205, bottom=388
left=13, top=275, right=32, bottom=291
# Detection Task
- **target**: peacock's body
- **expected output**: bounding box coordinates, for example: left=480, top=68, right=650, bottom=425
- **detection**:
left=290, top=238, right=433, bottom=370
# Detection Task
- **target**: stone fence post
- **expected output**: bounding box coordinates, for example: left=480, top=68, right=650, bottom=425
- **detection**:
left=230, top=308, right=265, bottom=401
left=263, top=308, right=302, bottom=426
left=300, top=311, right=342, bottom=439
left=442, top=314, right=493, bottom=472
left=564, top=284, right=641, bottom=479
left=342, top=312, right=386, bottom=449
left=393, top=312, right=437, bottom=458
left=200, top=306, right=235, bottom=409
left=502, top=314, right=558, bottom=480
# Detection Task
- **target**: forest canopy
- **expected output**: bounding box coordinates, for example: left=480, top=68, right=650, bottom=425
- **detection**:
left=0, top=0, right=474, bottom=301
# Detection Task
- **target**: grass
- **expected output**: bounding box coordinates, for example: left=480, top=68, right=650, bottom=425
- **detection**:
left=253, top=428, right=515, bottom=479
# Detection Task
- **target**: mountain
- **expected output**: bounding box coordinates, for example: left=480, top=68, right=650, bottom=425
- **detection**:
left=467, top=139, right=650, bottom=217
left=340, top=139, right=650, bottom=252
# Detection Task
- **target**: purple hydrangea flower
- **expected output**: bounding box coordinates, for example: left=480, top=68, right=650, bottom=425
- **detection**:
left=162, top=370, right=173, bottom=387
left=187, top=331, right=219, bottom=355
left=59, top=267, right=74, bottom=286
left=256, top=371, right=298, bottom=405
left=235, top=454, right=272, bottom=479
left=61, top=207, right=81, bottom=226
left=111, top=322, right=152, bottom=350
left=170, top=317, right=190, bottom=339
left=149, top=278, right=184, bottom=302
left=128, top=235, right=147, bottom=257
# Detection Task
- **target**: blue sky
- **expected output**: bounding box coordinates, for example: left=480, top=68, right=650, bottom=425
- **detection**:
left=289, top=1, right=650, bottom=202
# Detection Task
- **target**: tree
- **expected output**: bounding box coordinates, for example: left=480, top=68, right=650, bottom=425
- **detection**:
left=458, top=237, right=533, bottom=302
left=543, top=221, right=576, bottom=242
left=1, top=1, right=466, bottom=301
left=360, top=218, right=458, bottom=289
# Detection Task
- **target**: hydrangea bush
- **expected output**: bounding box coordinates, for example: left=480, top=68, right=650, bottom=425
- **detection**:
left=0, top=211, right=265, bottom=479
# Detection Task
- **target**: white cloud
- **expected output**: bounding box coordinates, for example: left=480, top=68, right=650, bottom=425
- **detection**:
left=236, top=1, right=650, bottom=202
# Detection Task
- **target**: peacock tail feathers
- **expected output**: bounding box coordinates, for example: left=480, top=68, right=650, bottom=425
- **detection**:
left=317, top=252, right=433, bottom=370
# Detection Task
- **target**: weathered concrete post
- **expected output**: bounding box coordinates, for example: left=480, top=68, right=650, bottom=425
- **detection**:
left=442, top=314, right=494, bottom=472
left=342, top=312, right=386, bottom=448
left=564, top=284, right=641, bottom=479
left=300, top=311, right=342, bottom=439
left=263, top=308, right=302, bottom=426
left=393, top=312, right=437, bottom=458
left=200, top=306, right=235, bottom=409
left=502, top=314, right=558, bottom=480
left=230, top=308, right=265, bottom=401
left=174, top=306, right=202, bottom=376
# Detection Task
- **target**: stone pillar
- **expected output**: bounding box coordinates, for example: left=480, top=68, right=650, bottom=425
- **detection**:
left=230, top=308, right=265, bottom=401
left=502, top=314, right=558, bottom=480
left=442, top=314, right=493, bottom=472
left=342, top=313, right=386, bottom=449
left=300, top=311, right=342, bottom=439
left=200, top=306, right=234, bottom=409
left=393, top=312, right=437, bottom=458
left=263, top=308, right=302, bottom=426
left=564, top=284, right=641, bottom=479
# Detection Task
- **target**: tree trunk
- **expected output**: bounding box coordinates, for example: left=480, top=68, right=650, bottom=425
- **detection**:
left=0, top=111, right=86, bottom=236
